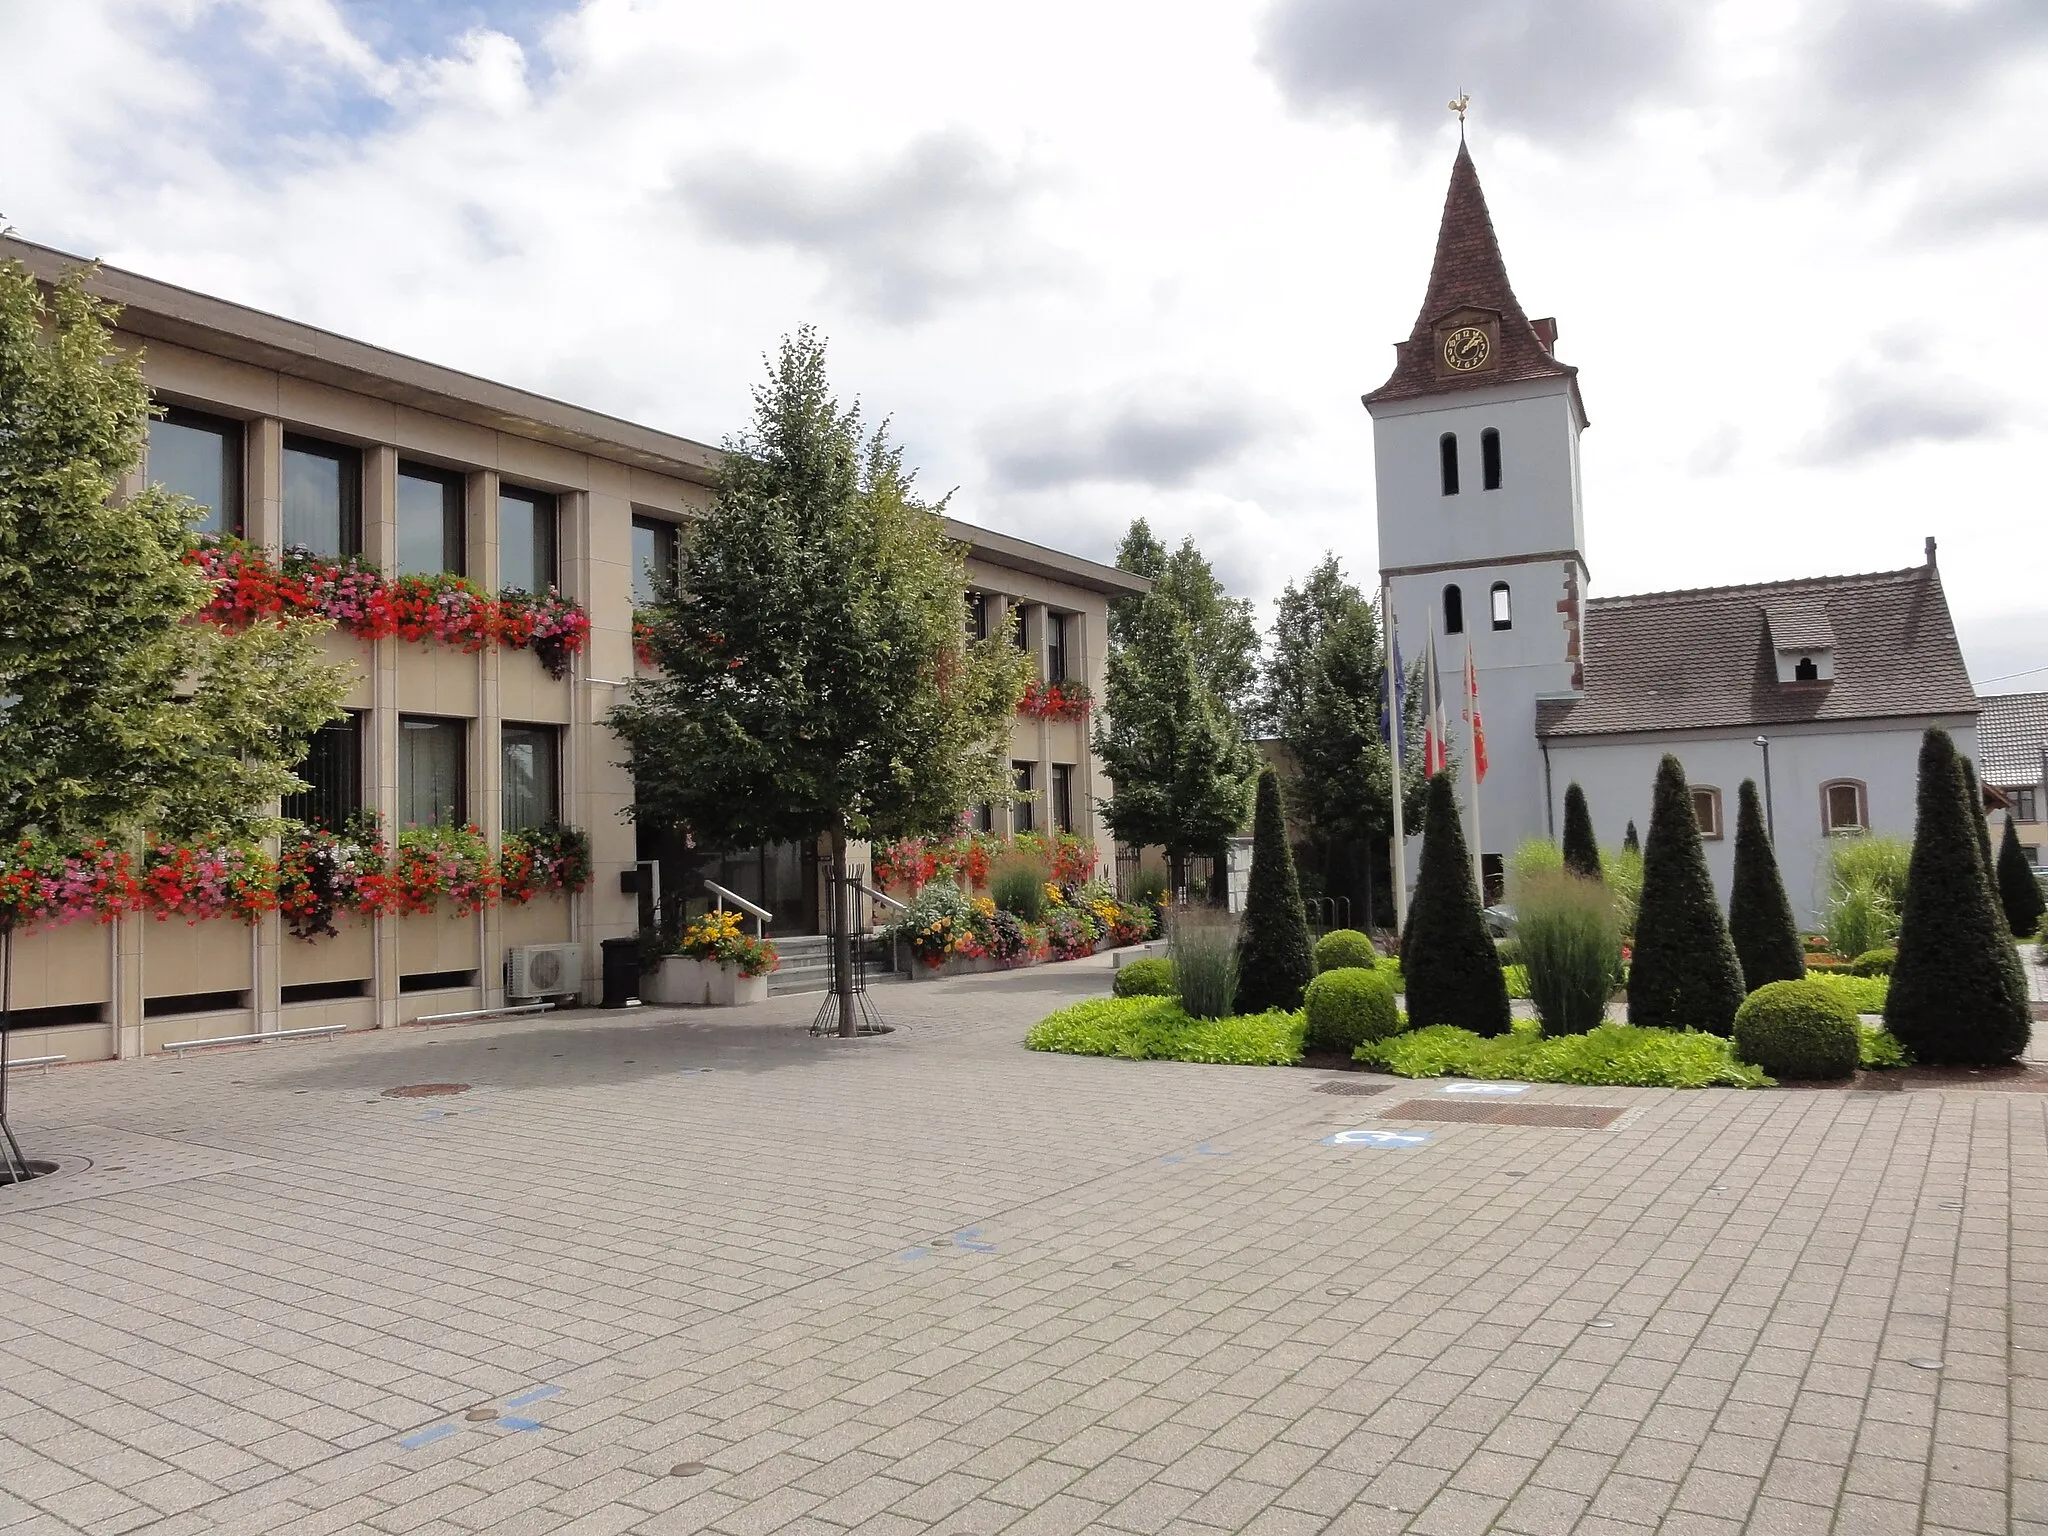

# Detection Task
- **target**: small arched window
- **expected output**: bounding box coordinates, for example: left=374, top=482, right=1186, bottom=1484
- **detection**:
left=1490, top=582, right=1512, bottom=631
left=1439, top=433, right=1460, bottom=496
left=1444, top=584, right=1464, bottom=635
left=1691, top=786, right=1724, bottom=839
left=1795, top=656, right=1819, bottom=681
left=1481, top=428, right=1502, bottom=490
left=1821, top=780, right=1868, bottom=834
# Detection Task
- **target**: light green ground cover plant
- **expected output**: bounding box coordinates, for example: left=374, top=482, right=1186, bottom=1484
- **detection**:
left=1503, top=964, right=1531, bottom=999
left=1354, top=1018, right=1770, bottom=1088
left=1860, top=1024, right=1909, bottom=1069
left=1025, top=996, right=1306, bottom=1066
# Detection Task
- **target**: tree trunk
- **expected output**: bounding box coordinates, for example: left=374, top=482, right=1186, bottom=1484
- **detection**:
left=830, top=828, right=856, bottom=1037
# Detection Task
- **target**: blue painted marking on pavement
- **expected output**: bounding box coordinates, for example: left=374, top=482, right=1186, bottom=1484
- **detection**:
left=400, top=1424, right=458, bottom=1449
left=414, top=1109, right=446, bottom=1122
left=953, top=1230, right=996, bottom=1253
left=896, top=1246, right=932, bottom=1261
left=1323, top=1128, right=1433, bottom=1148
left=504, top=1386, right=561, bottom=1409
left=1160, top=1154, right=1184, bottom=1164
left=1194, top=1143, right=1230, bottom=1156
left=497, top=1415, right=545, bottom=1431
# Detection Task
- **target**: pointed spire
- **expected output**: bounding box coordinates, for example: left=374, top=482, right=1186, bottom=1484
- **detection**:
left=1364, top=141, right=1578, bottom=407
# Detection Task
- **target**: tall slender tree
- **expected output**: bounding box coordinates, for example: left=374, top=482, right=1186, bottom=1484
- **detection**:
left=1623, top=821, right=1640, bottom=855
left=613, top=330, right=1029, bottom=1034
left=1728, top=779, right=1804, bottom=989
left=1997, top=815, right=2045, bottom=939
left=1560, top=783, right=1602, bottom=880
left=1961, top=757, right=1999, bottom=926
left=1235, top=769, right=1315, bottom=1013
left=1262, top=554, right=1363, bottom=739
left=1629, top=755, right=1745, bottom=1032
left=1401, top=773, right=1512, bottom=1036
left=1886, top=728, right=2030, bottom=1064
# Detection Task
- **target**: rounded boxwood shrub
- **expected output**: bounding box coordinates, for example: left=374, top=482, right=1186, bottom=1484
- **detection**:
left=1733, top=978, right=1862, bottom=1080
left=1849, top=947, right=1895, bottom=977
left=1304, top=967, right=1399, bottom=1054
left=1113, top=957, right=1174, bottom=998
left=1314, top=928, right=1378, bottom=974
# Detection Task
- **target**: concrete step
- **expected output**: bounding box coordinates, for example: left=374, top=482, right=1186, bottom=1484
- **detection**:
left=767, top=935, right=887, bottom=995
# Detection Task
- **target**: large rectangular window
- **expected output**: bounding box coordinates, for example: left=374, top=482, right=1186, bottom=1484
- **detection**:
left=282, top=435, right=361, bottom=558
left=397, top=463, right=465, bottom=577
left=1047, top=612, right=1070, bottom=683
left=1051, top=764, right=1074, bottom=833
left=501, top=723, right=561, bottom=833
left=283, top=713, right=363, bottom=830
left=631, top=515, right=679, bottom=608
left=965, top=591, right=989, bottom=641
left=147, top=407, right=242, bottom=537
left=2016, top=787, right=2039, bottom=824
left=400, top=716, right=467, bottom=827
left=499, top=485, right=557, bottom=594
left=1012, top=760, right=1036, bottom=834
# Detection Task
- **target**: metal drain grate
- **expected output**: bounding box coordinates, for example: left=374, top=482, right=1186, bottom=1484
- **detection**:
left=382, top=1083, right=472, bottom=1099
left=1382, top=1101, right=1624, bottom=1129
left=1315, top=1082, right=1392, bottom=1097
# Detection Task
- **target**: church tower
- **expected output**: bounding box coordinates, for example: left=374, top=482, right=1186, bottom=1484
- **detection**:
left=1365, top=139, right=1589, bottom=881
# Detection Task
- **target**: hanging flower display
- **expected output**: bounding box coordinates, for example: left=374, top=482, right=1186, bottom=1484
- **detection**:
left=141, top=837, right=278, bottom=924
left=388, top=823, right=499, bottom=916
left=496, top=590, right=594, bottom=681
left=1019, top=679, right=1092, bottom=721
left=277, top=818, right=391, bottom=940
left=499, top=825, right=594, bottom=904
left=0, top=837, right=141, bottom=930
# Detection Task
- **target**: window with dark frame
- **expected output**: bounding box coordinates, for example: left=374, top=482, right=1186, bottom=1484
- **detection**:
left=282, top=713, right=364, bottom=830
left=1051, top=764, right=1074, bottom=832
left=1490, top=582, right=1512, bottom=630
left=501, top=723, right=561, bottom=833
left=147, top=407, right=243, bottom=537
left=498, top=485, right=558, bottom=594
left=1439, top=433, right=1460, bottom=496
left=2016, top=787, right=2039, bottom=824
left=631, top=515, right=679, bottom=609
left=1012, top=760, right=1036, bottom=833
left=282, top=434, right=361, bottom=558
left=1691, top=786, right=1723, bottom=839
left=1047, top=612, right=1069, bottom=683
left=399, top=716, right=467, bottom=827
left=1481, top=427, right=1502, bottom=490
left=397, top=462, right=465, bottom=577
left=966, top=591, right=989, bottom=641
left=1444, top=584, right=1464, bottom=635
left=1010, top=600, right=1031, bottom=651
left=975, top=802, right=994, bottom=833
left=1822, top=780, right=1867, bottom=834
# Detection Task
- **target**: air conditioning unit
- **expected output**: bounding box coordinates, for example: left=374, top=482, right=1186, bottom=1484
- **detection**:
left=507, top=943, right=582, bottom=1000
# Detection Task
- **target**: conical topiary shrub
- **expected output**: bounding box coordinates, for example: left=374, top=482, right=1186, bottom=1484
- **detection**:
left=1401, top=772, right=1512, bottom=1036
left=1561, top=782, right=1602, bottom=881
left=1623, top=821, right=1640, bottom=855
left=1997, top=815, right=2045, bottom=939
left=1962, top=757, right=2000, bottom=929
left=1886, top=728, right=2030, bottom=1065
left=1629, top=754, right=1745, bottom=1032
left=1728, top=779, right=1804, bottom=991
left=1235, top=768, right=1315, bottom=1014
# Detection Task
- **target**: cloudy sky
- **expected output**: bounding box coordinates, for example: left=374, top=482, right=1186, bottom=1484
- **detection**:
left=3, top=0, right=2044, bottom=687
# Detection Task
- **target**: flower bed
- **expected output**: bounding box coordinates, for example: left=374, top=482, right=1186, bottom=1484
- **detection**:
left=187, top=539, right=591, bottom=677
left=884, top=875, right=1154, bottom=972
left=500, top=826, right=593, bottom=904
left=387, top=824, right=499, bottom=917
left=141, top=836, right=277, bottom=924
left=277, top=818, right=390, bottom=940
left=874, top=829, right=1097, bottom=894
left=676, top=909, right=779, bottom=977
left=0, top=836, right=140, bottom=929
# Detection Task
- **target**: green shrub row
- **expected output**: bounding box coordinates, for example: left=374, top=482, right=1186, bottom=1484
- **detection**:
left=1354, top=1018, right=1768, bottom=1088
left=1024, top=996, right=1306, bottom=1066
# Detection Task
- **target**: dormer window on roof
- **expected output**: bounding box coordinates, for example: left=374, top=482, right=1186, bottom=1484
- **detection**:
left=1764, top=598, right=1835, bottom=684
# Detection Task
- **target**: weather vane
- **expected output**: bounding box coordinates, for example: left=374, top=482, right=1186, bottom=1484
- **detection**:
left=1449, top=92, right=1470, bottom=137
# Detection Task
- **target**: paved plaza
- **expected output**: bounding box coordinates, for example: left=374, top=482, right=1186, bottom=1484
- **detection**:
left=1, top=958, right=2044, bottom=1536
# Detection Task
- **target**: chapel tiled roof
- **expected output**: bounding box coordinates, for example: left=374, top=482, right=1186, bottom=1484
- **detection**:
left=1535, top=563, right=1978, bottom=739
left=1363, top=141, right=1579, bottom=406
left=1763, top=597, right=1836, bottom=651
left=1975, top=692, right=2048, bottom=785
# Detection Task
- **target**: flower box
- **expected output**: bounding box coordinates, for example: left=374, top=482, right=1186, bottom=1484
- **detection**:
left=645, top=955, right=709, bottom=1006
left=705, top=965, right=769, bottom=1006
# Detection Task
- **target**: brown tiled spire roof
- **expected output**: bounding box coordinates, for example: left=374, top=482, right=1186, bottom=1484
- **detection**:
left=1364, top=141, right=1579, bottom=406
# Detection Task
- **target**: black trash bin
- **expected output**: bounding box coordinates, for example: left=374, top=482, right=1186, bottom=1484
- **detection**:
left=600, top=936, right=640, bottom=1009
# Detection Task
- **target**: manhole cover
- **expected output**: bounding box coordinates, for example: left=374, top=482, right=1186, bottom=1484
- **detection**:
left=1315, top=1082, right=1391, bottom=1097
left=383, top=1084, right=472, bottom=1099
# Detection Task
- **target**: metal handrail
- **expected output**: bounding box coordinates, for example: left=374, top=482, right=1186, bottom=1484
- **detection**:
left=704, top=879, right=772, bottom=936
left=858, top=883, right=908, bottom=913
left=164, top=1024, right=344, bottom=1054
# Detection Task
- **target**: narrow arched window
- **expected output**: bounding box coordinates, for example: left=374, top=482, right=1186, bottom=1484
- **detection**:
left=1481, top=428, right=1502, bottom=490
left=1795, top=656, right=1818, bottom=681
left=1443, top=584, right=1464, bottom=635
left=1821, top=780, right=1868, bottom=834
left=1439, top=433, right=1459, bottom=496
left=1490, top=582, right=1511, bottom=630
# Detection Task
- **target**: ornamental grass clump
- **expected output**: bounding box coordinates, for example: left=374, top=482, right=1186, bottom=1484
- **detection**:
left=1728, top=779, right=1805, bottom=991
left=1314, top=928, right=1378, bottom=973
left=1303, top=967, right=1400, bottom=1054
left=989, top=851, right=1049, bottom=922
left=1516, top=870, right=1623, bottom=1035
left=1629, top=755, right=1744, bottom=1032
left=1822, top=833, right=1911, bottom=958
left=1732, top=978, right=1861, bottom=1080
left=1234, top=770, right=1315, bottom=1013
left=1169, top=907, right=1240, bottom=1020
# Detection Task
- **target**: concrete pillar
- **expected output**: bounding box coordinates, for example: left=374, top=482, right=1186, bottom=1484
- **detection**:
left=471, top=469, right=504, bottom=1006
left=363, top=446, right=401, bottom=1028
left=249, top=418, right=285, bottom=1036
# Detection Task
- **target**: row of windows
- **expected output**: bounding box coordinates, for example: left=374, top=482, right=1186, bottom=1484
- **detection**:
left=967, top=592, right=1077, bottom=684
left=1439, top=428, right=1503, bottom=497
left=1443, top=581, right=1511, bottom=635
left=149, top=407, right=581, bottom=595
left=966, top=762, right=1078, bottom=835
left=284, top=713, right=563, bottom=833
left=1686, top=781, right=1868, bottom=840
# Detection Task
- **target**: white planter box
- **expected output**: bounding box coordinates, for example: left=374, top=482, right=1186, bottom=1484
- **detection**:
left=645, top=956, right=708, bottom=1006
left=706, top=966, right=769, bottom=1006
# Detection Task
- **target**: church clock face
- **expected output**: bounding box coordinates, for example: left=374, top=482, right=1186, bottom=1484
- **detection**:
left=1443, top=326, right=1491, bottom=372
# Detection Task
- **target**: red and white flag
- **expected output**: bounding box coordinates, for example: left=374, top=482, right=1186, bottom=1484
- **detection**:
left=1463, top=640, right=1489, bottom=785
left=1422, top=633, right=1452, bottom=777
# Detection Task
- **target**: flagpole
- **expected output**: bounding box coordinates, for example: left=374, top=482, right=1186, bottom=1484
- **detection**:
left=1382, top=581, right=1406, bottom=934
left=1466, top=638, right=1486, bottom=903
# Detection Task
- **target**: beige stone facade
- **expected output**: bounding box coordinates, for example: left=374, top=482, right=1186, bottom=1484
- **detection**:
left=1, top=236, right=1142, bottom=1064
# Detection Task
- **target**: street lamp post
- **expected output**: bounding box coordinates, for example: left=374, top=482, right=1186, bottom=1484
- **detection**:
left=1753, top=735, right=1775, bottom=843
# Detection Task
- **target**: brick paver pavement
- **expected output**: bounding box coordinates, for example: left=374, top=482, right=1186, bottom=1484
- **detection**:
left=1, top=956, right=2043, bottom=1535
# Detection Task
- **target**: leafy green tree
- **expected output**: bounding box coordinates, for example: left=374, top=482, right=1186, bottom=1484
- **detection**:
left=1629, top=755, right=1745, bottom=1032
left=1153, top=536, right=1260, bottom=725
left=1235, top=769, right=1314, bottom=1013
left=0, top=258, right=346, bottom=847
left=1109, top=519, right=1167, bottom=649
left=1728, top=779, right=1804, bottom=991
left=612, top=329, right=1028, bottom=1034
left=1093, top=588, right=1256, bottom=896
left=1401, top=773, right=1511, bottom=1035
left=1997, top=815, right=2045, bottom=938
left=1560, top=783, right=1601, bottom=880
left=1262, top=553, right=1361, bottom=738
left=1886, top=728, right=2030, bottom=1064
